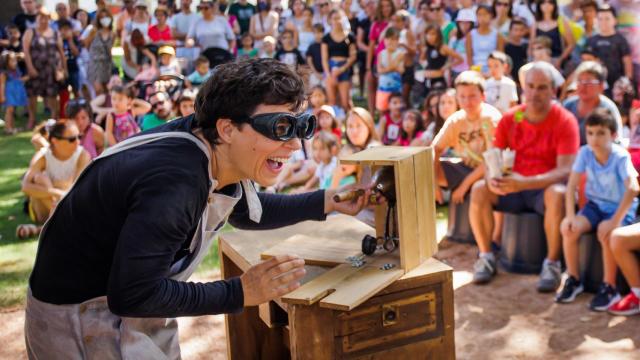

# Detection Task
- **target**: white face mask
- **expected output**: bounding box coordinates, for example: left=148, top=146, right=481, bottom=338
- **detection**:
left=99, top=17, right=112, bottom=28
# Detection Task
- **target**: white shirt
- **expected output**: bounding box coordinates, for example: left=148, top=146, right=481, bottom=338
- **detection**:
left=170, top=11, right=201, bottom=37
left=485, top=76, right=519, bottom=113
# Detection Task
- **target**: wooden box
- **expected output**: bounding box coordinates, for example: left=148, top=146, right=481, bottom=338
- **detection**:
left=339, top=146, right=437, bottom=272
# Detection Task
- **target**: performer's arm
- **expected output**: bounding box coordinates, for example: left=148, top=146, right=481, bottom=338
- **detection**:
left=228, top=190, right=327, bottom=230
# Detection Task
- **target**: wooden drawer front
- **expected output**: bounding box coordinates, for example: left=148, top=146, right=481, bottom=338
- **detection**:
left=334, top=284, right=443, bottom=358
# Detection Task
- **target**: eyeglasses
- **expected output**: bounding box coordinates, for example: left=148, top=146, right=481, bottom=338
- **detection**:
left=319, top=3, right=329, bottom=7
left=495, top=2, right=510, bottom=7
left=53, top=135, right=80, bottom=143
left=239, top=112, right=317, bottom=141
left=429, top=6, right=441, bottom=11
left=577, top=79, right=601, bottom=86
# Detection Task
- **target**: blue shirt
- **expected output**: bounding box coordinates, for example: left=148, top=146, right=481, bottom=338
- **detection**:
left=562, top=95, right=623, bottom=145
left=187, top=70, right=211, bottom=85
left=573, top=143, right=638, bottom=216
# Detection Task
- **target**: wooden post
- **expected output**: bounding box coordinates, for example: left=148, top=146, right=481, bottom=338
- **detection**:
left=288, top=303, right=334, bottom=360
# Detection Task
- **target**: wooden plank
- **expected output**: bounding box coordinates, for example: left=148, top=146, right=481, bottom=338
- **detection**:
left=340, top=146, right=427, bottom=165
left=394, top=156, right=421, bottom=271
left=260, top=234, right=362, bottom=267
left=282, top=264, right=361, bottom=305
left=319, top=265, right=404, bottom=311
left=413, top=148, right=438, bottom=262
left=441, top=269, right=456, bottom=360
left=289, top=303, right=334, bottom=360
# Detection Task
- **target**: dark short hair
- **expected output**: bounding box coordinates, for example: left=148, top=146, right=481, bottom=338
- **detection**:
left=65, top=98, right=92, bottom=120
left=194, top=56, right=210, bottom=67
left=389, top=92, right=405, bottom=103
left=312, top=23, right=325, bottom=33
left=509, top=16, right=526, bottom=29
left=579, top=0, right=597, bottom=11
left=476, top=4, right=495, bottom=17
left=597, top=4, right=617, bottom=18
left=58, top=18, right=73, bottom=29
left=195, top=58, right=306, bottom=146
left=585, top=108, right=617, bottom=134
left=111, top=85, right=136, bottom=99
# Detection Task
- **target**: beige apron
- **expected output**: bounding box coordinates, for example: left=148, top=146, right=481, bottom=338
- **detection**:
left=25, top=130, right=262, bottom=359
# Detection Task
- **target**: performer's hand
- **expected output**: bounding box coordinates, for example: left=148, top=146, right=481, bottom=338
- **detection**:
left=324, top=185, right=370, bottom=215
left=240, top=255, right=306, bottom=306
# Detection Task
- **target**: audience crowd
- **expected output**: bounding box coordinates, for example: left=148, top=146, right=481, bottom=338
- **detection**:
left=3, top=0, right=640, bottom=317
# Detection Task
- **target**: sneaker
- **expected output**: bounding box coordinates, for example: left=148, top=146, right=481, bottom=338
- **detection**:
left=537, top=260, right=562, bottom=293
left=555, top=275, right=584, bottom=303
left=608, top=292, right=640, bottom=316
left=473, top=256, right=497, bottom=284
left=589, top=283, right=621, bottom=312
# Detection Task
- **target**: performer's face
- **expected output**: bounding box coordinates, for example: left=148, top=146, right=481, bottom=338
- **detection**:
left=227, top=104, right=303, bottom=186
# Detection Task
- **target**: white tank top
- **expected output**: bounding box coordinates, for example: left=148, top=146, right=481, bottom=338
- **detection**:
left=44, top=146, right=84, bottom=183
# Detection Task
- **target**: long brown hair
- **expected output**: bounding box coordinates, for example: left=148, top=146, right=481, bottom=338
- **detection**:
left=375, top=0, right=396, bottom=22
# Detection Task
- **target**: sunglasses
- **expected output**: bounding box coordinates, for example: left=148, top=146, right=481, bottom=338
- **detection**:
left=240, top=112, right=316, bottom=141
left=53, top=135, right=80, bottom=143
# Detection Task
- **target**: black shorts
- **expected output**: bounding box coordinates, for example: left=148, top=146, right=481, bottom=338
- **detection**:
left=402, top=65, right=415, bottom=86
left=494, top=189, right=545, bottom=216
left=441, top=159, right=474, bottom=190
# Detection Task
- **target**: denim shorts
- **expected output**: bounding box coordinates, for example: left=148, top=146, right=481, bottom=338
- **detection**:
left=329, top=59, right=352, bottom=82
left=578, top=200, right=635, bottom=230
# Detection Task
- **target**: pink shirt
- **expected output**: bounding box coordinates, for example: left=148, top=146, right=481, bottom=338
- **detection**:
left=369, top=21, right=389, bottom=65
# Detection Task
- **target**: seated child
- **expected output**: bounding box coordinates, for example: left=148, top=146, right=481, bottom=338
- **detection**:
left=608, top=222, right=640, bottom=316
left=395, top=109, right=424, bottom=146
left=187, top=56, right=211, bottom=87
left=556, top=108, right=639, bottom=311
left=431, top=70, right=502, bottom=204
left=260, top=36, right=277, bottom=58
left=237, top=33, right=259, bottom=59
left=175, top=91, right=196, bottom=118
left=316, top=104, right=342, bottom=140
left=295, top=131, right=340, bottom=192
left=378, top=92, right=405, bottom=145
left=158, top=45, right=181, bottom=76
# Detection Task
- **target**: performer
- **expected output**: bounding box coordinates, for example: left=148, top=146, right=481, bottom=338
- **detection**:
left=24, top=59, right=370, bottom=359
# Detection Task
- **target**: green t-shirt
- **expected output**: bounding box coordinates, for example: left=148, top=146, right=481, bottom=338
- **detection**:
left=442, top=21, right=456, bottom=45
left=141, top=113, right=169, bottom=131
left=229, top=2, right=256, bottom=35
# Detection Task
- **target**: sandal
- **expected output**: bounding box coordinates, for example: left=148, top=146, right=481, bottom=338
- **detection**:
left=16, top=224, right=41, bottom=240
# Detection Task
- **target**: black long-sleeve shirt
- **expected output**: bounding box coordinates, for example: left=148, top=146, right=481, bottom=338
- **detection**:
left=29, top=115, right=327, bottom=317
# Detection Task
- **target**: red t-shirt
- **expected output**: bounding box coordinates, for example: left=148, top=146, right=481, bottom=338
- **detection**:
left=148, top=25, right=172, bottom=42
left=493, top=103, right=579, bottom=176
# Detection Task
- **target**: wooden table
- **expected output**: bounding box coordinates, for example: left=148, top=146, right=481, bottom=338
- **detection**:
left=219, top=215, right=455, bottom=359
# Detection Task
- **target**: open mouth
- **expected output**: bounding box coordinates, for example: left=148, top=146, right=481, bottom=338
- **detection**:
left=266, top=157, right=289, bottom=171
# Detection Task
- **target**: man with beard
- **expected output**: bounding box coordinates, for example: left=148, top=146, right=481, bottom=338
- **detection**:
left=469, top=63, right=580, bottom=293
left=141, top=91, right=174, bottom=131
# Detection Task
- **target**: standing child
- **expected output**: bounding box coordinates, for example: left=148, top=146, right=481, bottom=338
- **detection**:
left=296, top=131, right=340, bottom=191
left=448, top=12, right=474, bottom=83
left=395, top=109, right=424, bottom=146
left=105, top=85, right=151, bottom=145
left=421, top=24, right=463, bottom=95
left=305, top=24, right=325, bottom=87
left=485, top=51, right=518, bottom=113
left=504, top=17, right=528, bottom=85
left=0, top=51, right=28, bottom=134
left=59, top=20, right=81, bottom=99
left=466, top=5, right=504, bottom=76
left=556, top=108, right=639, bottom=311
left=275, top=29, right=306, bottom=70
left=378, top=92, right=406, bottom=145
left=376, top=28, right=405, bottom=114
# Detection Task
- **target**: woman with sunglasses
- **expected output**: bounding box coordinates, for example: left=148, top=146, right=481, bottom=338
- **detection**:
left=492, top=0, right=513, bottom=38
left=18, top=120, right=90, bottom=239
left=25, top=59, right=371, bottom=358
left=530, top=0, right=575, bottom=71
